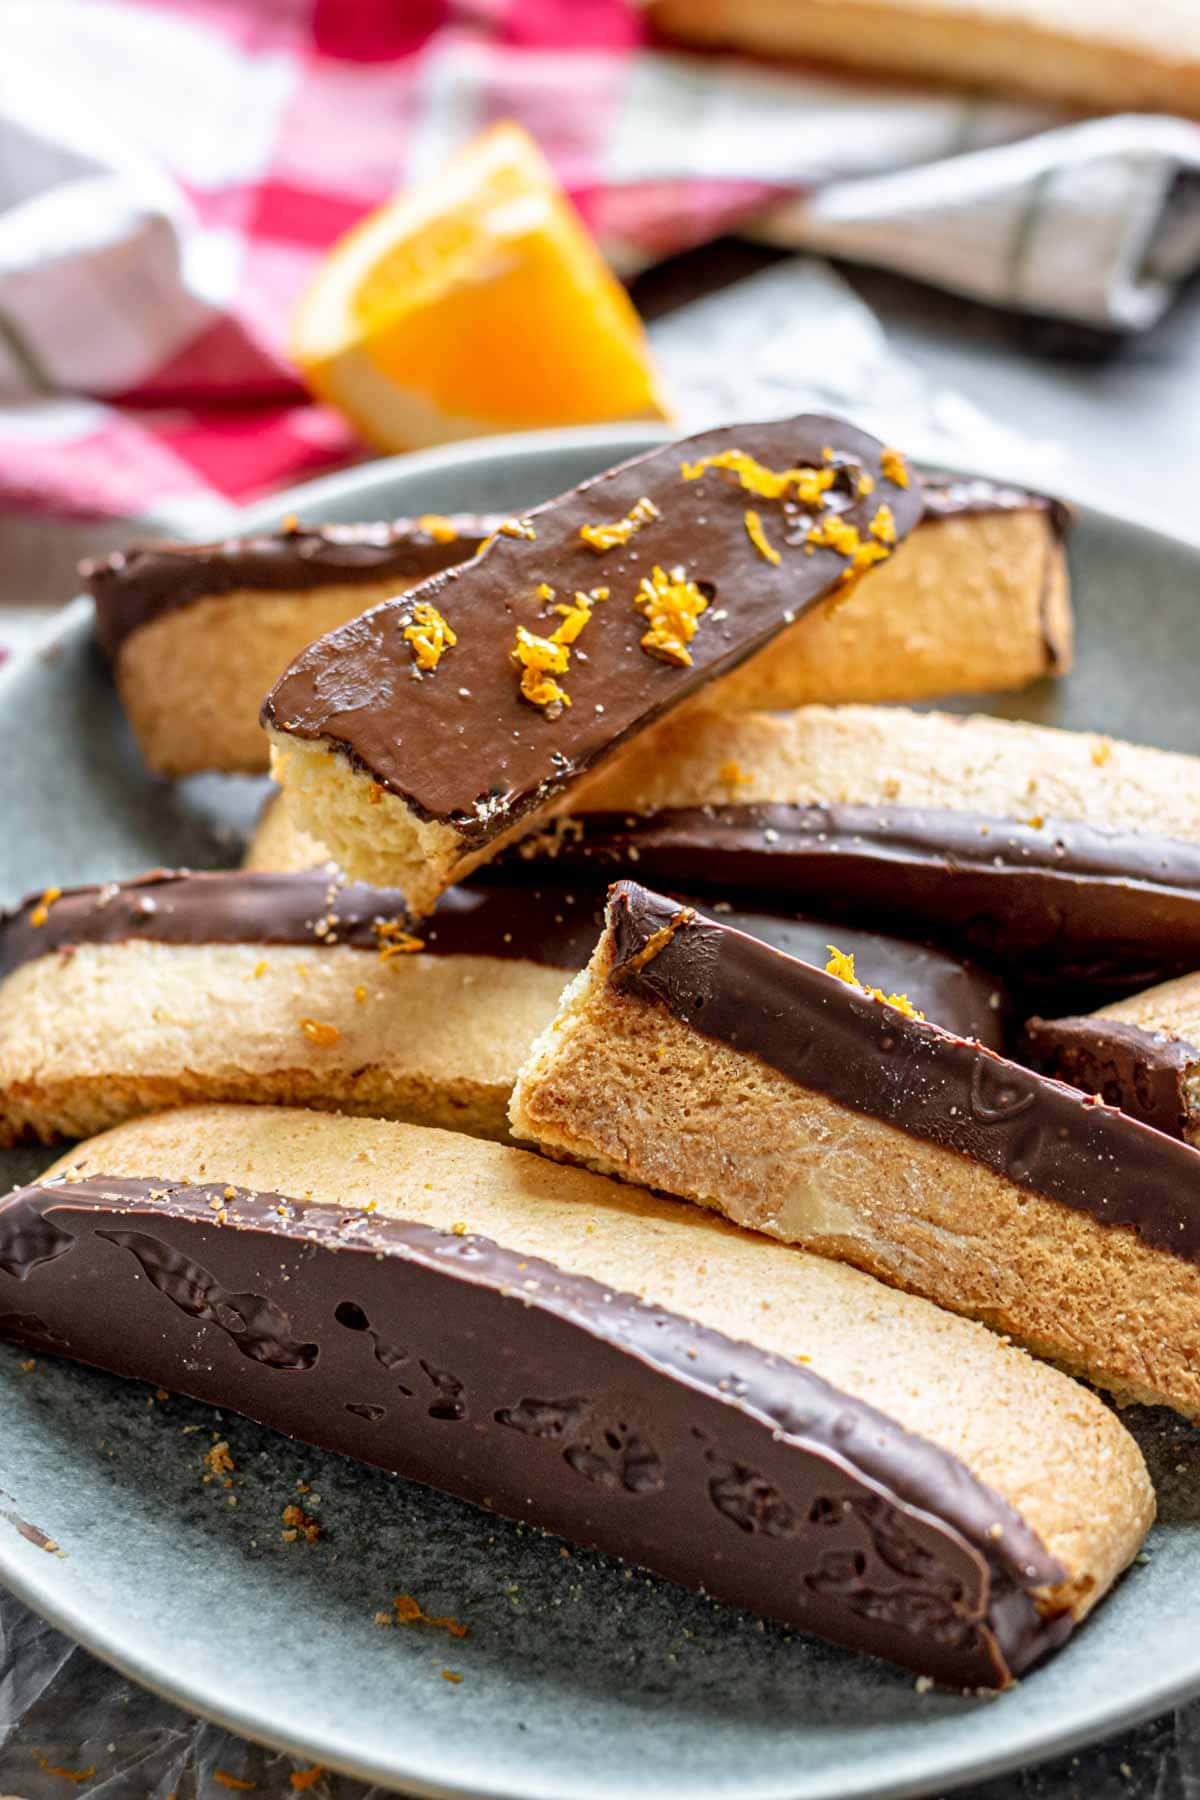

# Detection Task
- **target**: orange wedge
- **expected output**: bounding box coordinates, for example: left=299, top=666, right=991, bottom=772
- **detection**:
left=291, top=122, right=671, bottom=450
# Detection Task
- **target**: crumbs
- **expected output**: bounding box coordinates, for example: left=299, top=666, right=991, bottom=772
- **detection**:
left=376, top=1592, right=469, bottom=1637
left=204, top=1439, right=235, bottom=1478
left=281, top=1502, right=321, bottom=1545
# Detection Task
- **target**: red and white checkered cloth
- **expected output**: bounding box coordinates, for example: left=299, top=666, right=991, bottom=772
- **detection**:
left=3, top=0, right=1200, bottom=580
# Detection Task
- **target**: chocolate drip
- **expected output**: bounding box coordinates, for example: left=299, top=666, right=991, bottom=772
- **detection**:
left=0, top=1174, right=1068, bottom=1687
left=0, top=867, right=1006, bottom=1047
left=1025, top=1015, right=1199, bottom=1141
left=261, top=417, right=924, bottom=844
left=536, top=803, right=1200, bottom=988
left=85, top=515, right=498, bottom=656
left=607, top=883, right=1200, bottom=1264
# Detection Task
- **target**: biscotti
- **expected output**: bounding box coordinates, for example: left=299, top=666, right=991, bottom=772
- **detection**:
left=511, top=882, right=1200, bottom=1418
left=536, top=703, right=1200, bottom=987
left=709, top=479, right=1072, bottom=710
left=645, top=0, right=1200, bottom=120
left=0, top=1104, right=1152, bottom=1687
left=0, top=870, right=595, bottom=1145
left=0, top=868, right=1006, bottom=1145
left=83, top=515, right=495, bottom=777
left=262, top=417, right=923, bottom=912
left=1027, top=972, right=1200, bottom=1142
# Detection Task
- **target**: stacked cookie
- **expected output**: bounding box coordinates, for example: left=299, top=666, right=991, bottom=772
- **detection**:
left=8, top=412, right=1191, bottom=1689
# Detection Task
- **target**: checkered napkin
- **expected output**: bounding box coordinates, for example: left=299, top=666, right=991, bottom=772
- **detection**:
left=2, top=0, right=1200, bottom=596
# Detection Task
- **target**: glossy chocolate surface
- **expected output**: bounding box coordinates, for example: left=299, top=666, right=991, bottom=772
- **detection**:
left=0, top=870, right=599, bottom=977
left=261, top=417, right=924, bottom=844
left=85, top=516, right=497, bottom=656
left=0, top=868, right=1006, bottom=1046
left=535, top=803, right=1200, bottom=989
left=0, top=1173, right=1067, bottom=1687
left=607, top=883, right=1200, bottom=1263
left=1025, top=1014, right=1199, bottom=1140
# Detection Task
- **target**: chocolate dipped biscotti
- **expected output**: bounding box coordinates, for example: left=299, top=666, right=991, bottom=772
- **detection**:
left=0, top=871, right=593, bottom=1145
left=0, top=869, right=1006, bottom=1146
left=512, top=882, right=1200, bottom=1419
left=646, top=0, right=1200, bottom=120
left=1026, top=973, right=1200, bottom=1143
left=83, top=515, right=495, bottom=776
left=709, top=478, right=1072, bottom=711
left=0, top=1104, right=1152, bottom=1687
left=532, top=703, right=1200, bottom=988
left=262, top=417, right=923, bottom=913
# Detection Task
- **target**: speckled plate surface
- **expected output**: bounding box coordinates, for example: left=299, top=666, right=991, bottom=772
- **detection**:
left=2, top=426, right=1200, bottom=1800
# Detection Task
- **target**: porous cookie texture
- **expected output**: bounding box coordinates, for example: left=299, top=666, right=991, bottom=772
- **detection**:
left=511, top=886, right=1200, bottom=1419
left=30, top=1103, right=1153, bottom=1659
left=243, top=790, right=331, bottom=873
left=0, top=939, right=567, bottom=1146
left=706, top=500, right=1071, bottom=711
left=645, top=0, right=1200, bottom=118
left=115, top=580, right=425, bottom=776
left=574, top=704, right=1200, bottom=835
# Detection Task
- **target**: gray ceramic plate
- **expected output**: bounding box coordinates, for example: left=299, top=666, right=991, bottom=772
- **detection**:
left=2, top=426, right=1200, bottom=1800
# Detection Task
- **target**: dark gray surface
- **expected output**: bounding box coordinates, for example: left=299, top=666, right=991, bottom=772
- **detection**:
left=2, top=430, right=1200, bottom=1797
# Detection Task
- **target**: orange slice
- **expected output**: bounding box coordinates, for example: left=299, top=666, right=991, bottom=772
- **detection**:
left=291, top=122, right=671, bottom=450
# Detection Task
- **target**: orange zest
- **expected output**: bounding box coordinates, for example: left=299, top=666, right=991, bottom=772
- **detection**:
left=825, top=945, right=924, bottom=1020
left=681, top=449, right=833, bottom=507
left=634, top=564, right=709, bottom=667
left=580, top=496, right=660, bottom=553
left=743, top=509, right=780, bottom=565
left=402, top=601, right=457, bottom=673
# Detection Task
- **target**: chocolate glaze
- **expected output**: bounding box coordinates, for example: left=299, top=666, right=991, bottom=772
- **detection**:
left=0, top=870, right=597, bottom=978
left=1024, top=1014, right=1199, bottom=1141
left=261, top=418, right=924, bottom=847
left=920, top=478, right=1072, bottom=539
left=85, top=516, right=498, bottom=657
left=534, top=803, right=1200, bottom=989
left=84, top=474, right=1062, bottom=660
left=0, top=1173, right=1069, bottom=1687
left=0, top=868, right=1006, bottom=1047
left=607, top=883, right=1200, bottom=1264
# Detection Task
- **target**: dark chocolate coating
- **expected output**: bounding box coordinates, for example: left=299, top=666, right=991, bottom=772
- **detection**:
left=0, top=870, right=598, bottom=978
left=84, top=516, right=498, bottom=656
left=261, top=417, right=924, bottom=845
left=0, top=868, right=1007, bottom=1047
left=1024, top=1014, right=1199, bottom=1141
left=0, top=1174, right=1068, bottom=1688
left=535, top=803, right=1200, bottom=989
left=83, top=474, right=1061, bottom=661
left=920, top=479, right=1072, bottom=538
left=606, top=883, right=1200, bottom=1264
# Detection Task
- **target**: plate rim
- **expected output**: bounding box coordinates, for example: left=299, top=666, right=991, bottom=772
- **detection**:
left=4, top=423, right=1200, bottom=1799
